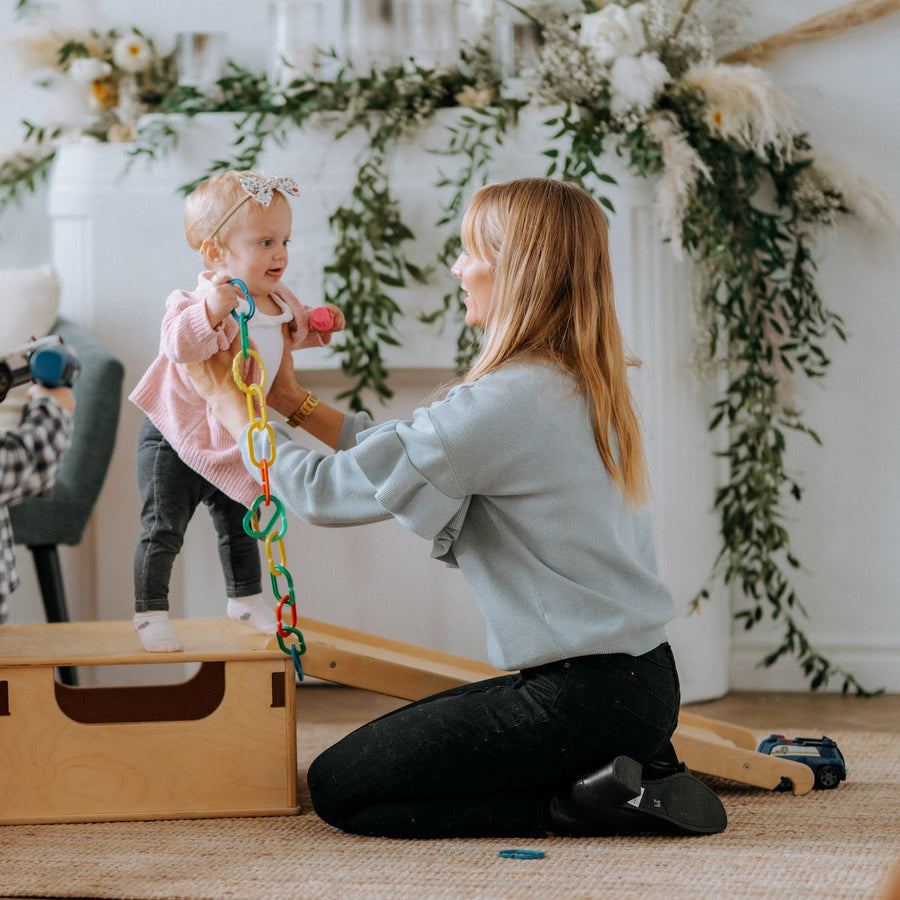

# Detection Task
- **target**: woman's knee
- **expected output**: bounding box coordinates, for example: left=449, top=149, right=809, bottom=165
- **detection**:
left=306, top=748, right=353, bottom=830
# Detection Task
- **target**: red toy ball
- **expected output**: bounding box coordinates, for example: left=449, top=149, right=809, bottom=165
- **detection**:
left=310, top=307, right=335, bottom=332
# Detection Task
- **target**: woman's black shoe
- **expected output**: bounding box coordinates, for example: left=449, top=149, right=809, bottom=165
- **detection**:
left=613, top=761, right=727, bottom=835
left=548, top=757, right=727, bottom=837
left=548, top=756, right=643, bottom=835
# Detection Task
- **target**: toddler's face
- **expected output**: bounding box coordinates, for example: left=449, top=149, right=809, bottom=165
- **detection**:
left=214, top=197, right=292, bottom=301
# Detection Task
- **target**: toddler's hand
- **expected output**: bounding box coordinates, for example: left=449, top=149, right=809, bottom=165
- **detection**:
left=328, top=304, right=345, bottom=332
left=205, top=273, right=240, bottom=327
left=310, top=304, right=344, bottom=334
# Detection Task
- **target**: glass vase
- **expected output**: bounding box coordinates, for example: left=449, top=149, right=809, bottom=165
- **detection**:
left=269, top=0, right=325, bottom=86
left=343, top=0, right=406, bottom=70
left=174, top=32, right=227, bottom=92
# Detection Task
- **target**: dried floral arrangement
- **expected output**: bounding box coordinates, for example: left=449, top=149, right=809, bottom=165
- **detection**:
left=4, top=0, right=897, bottom=693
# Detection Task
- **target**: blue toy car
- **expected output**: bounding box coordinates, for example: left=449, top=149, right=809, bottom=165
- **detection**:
left=757, top=734, right=847, bottom=789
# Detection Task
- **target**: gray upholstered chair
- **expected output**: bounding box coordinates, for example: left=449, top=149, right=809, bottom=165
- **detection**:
left=10, top=318, right=124, bottom=684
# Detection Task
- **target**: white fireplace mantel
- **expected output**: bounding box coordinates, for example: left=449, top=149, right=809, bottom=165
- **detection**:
left=48, top=110, right=731, bottom=700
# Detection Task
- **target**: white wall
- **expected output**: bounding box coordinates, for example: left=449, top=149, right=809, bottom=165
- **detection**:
left=1, top=0, right=898, bottom=693
left=721, top=1, right=900, bottom=692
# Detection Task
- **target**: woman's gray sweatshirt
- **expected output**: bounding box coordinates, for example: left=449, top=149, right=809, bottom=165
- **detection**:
left=242, top=363, right=675, bottom=671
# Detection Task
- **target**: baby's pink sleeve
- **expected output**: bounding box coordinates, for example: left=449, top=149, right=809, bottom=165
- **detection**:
left=289, top=305, right=333, bottom=351
left=160, top=291, right=231, bottom=362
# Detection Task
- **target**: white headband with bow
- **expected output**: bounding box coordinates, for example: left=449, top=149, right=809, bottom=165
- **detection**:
left=207, top=175, right=301, bottom=240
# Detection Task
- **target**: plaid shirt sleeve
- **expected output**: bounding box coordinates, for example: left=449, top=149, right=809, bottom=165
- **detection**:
left=0, top=396, right=74, bottom=621
left=0, top=396, right=74, bottom=507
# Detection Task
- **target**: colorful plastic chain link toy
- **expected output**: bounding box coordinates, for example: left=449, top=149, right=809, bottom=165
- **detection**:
left=228, top=278, right=306, bottom=679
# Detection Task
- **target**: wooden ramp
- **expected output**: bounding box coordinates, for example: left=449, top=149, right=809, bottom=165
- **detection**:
left=674, top=711, right=814, bottom=795
left=295, top=616, right=816, bottom=795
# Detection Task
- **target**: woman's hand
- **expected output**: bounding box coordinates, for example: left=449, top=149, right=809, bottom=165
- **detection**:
left=266, top=344, right=308, bottom=418
left=184, top=339, right=248, bottom=440
left=267, top=344, right=344, bottom=450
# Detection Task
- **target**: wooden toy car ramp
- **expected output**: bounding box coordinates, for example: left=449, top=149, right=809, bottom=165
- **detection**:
left=673, top=711, right=814, bottom=795
left=294, top=616, right=816, bottom=796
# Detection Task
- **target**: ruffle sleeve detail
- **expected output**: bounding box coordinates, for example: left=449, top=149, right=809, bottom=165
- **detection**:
left=351, top=419, right=469, bottom=566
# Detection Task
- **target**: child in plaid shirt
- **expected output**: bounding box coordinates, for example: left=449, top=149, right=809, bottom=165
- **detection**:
left=0, top=384, right=74, bottom=624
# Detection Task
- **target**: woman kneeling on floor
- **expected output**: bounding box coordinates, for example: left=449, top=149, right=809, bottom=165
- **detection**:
left=189, top=177, right=727, bottom=839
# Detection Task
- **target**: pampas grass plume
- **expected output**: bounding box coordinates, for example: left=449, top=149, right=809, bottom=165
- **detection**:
left=812, top=156, right=899, bottom=236
left=646, top=111, right=711, bottom=257
left=683, top=62, right=798, bottom=159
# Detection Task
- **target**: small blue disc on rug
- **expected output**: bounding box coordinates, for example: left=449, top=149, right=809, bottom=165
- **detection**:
left=498, top=849, right=545, bottom=860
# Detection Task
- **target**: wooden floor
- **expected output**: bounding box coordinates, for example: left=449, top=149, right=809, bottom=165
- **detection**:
left=683, top=690, right=900, bottom=734
left=296, top=685, right=900, bottom=735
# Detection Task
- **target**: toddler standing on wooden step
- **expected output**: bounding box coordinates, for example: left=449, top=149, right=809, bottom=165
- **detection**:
left=129, top=170, right=343, bottom=652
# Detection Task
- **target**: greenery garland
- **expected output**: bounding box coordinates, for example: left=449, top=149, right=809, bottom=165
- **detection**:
left=0, top=3, right=880, bottom=695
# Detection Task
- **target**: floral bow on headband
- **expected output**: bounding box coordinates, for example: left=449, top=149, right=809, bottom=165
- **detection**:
left=239, top=175, right=301, bottom=206
left=207, top=174, right=301, bottom=240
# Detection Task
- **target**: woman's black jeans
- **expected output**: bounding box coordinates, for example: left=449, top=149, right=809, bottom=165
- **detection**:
left=307, top=642, right=680, bottom=838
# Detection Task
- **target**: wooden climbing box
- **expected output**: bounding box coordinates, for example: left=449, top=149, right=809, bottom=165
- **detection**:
left=0, top=619, right=298, bottom=824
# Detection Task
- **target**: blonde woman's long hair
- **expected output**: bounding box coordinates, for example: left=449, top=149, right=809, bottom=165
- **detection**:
left=462, top=178, right=650, bottom=505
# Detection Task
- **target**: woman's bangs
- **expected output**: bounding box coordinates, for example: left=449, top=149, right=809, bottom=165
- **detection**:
left=461, top=194, right=498, bottom=264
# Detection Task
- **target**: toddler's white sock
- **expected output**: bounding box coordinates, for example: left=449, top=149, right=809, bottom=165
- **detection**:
left=227, top=595, right=278, bottom=635
left=134, top=610, right=184, bottom=652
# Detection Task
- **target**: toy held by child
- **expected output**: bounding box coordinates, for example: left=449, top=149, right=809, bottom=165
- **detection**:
left=129, top=170, right=344, bottom=652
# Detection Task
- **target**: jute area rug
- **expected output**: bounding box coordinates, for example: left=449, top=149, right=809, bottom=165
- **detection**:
left=1, top=726, right=898, bottom=900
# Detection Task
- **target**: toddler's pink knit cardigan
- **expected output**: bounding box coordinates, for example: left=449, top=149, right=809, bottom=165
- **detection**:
left=130, top=271, right=330, bottom=508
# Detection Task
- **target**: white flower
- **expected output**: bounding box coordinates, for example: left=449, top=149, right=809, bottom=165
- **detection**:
left=683, top=62, right=797, bottom=160
left=609, top=52, right=669, bottom=115
left=112, top=33, right=152, bottom=73
left=579, top=3, right=647, bottom=65
left=115, top=76, right=144, bottom=126
left=67, top=56, right=113, bottom=83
